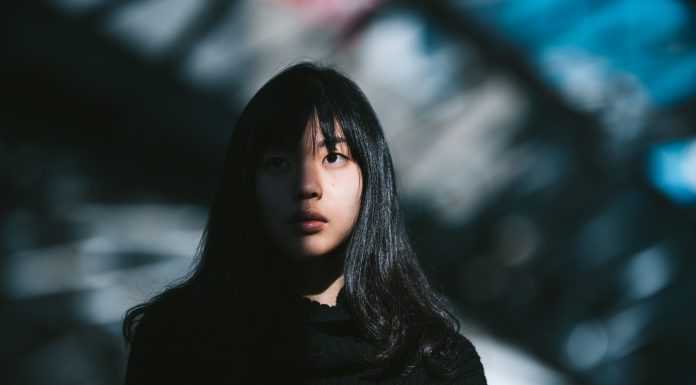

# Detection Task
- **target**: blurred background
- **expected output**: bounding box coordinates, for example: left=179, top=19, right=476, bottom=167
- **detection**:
left=2, top=0, right=696, bottom=384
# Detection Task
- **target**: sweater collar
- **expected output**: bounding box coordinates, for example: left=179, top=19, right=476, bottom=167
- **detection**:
left=298, top=286, right=375, bottom=378
left=299, top=286, right=353, bottom=323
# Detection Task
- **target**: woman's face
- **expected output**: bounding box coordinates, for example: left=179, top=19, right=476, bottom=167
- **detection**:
left=254, top=123, right=362, bottom=260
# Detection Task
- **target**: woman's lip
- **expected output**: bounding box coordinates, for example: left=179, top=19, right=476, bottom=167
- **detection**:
left=289, top=220, right=326, bottom=233
left=289, top=210, right=328, bottom=223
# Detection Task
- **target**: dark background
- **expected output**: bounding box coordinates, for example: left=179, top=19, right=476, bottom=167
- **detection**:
left=2, top=0, right=695, bottom=384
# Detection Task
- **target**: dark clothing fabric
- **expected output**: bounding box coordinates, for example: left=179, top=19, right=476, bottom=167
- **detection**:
left=125, top=288, right=487, bottom=384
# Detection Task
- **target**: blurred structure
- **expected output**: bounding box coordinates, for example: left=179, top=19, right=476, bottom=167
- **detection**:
left=2, top=0, right=695, bottom=384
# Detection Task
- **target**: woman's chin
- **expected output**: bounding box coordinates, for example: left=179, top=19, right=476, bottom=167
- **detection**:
left=271, top=235, right=347, bottom=261
left=287, top=249, right=332, bottom=261
left=283, top=243, right=339, bottom=261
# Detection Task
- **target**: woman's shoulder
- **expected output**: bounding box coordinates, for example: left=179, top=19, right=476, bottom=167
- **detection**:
left=124, top=292, right=191, bottom=383
left=441, top=332, right=487, bottom=384
left=130, top=289, right=193, bottom=344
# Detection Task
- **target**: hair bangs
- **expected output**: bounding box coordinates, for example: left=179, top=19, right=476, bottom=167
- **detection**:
left=252, top=79, right=350, bottom=158
left=251, top=84, right=314, bottom=154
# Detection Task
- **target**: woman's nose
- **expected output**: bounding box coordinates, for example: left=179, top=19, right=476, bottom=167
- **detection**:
left=293, top=162, right=322, bottom=200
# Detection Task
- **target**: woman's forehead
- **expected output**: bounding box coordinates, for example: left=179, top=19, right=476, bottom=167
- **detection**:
left=266, top=120, right=348, bottom=153
left=302, top=121, right=346, bottom=147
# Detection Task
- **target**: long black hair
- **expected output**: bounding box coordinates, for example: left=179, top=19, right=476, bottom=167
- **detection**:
left=123, top=61, right=462, bottom=379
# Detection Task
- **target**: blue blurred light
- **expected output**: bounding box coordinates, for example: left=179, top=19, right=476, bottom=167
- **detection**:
left=623, top=244, right=673, bottom=301
left=462, top=0, right=696, bottom=105
left=647, top=139, right=696, bottom=205
left=565, top=321, right=609, bottom=370
left=647, top=52, right=696, bottom=105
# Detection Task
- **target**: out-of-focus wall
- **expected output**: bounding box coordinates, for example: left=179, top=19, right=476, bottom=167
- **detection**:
left=2, top=1, right=695, bottom=384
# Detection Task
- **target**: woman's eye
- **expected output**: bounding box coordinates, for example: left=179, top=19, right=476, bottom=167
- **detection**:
left=264, top=157, right=290, bottom=172
left=324, top=153, right=348, bottom=165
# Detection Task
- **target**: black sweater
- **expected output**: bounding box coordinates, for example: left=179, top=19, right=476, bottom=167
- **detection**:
left=125, top=288, right=487, bottom=384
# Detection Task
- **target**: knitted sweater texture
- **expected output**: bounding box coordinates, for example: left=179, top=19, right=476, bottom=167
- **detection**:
left=124, top=288, right=487, bottom=384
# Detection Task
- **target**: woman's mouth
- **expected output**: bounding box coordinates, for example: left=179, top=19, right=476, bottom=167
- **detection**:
left=288, top=209, right=328, bottom=234
left=289, top=220, right=326, bottom=233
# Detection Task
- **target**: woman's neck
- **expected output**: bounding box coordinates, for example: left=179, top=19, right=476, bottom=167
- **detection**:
left=303, top=274, right=344, bottom=306
left=275, top=250, right=345, bottom=307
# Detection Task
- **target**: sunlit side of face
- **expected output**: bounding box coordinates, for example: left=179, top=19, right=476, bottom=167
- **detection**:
left=254, top=122, right=363, bottom=260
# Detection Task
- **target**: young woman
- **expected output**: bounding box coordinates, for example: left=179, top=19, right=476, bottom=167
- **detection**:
left=123, top=62, right=487, bottom=384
